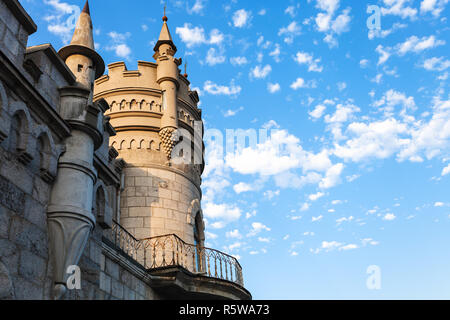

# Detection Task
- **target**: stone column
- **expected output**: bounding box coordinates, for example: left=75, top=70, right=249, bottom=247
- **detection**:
left=47, top=86, right=103, bottom=299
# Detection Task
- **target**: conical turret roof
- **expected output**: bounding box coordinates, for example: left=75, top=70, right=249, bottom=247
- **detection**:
left=58, top=0, right=105, bottom=78
left=153, top=16, right=177, bottom=53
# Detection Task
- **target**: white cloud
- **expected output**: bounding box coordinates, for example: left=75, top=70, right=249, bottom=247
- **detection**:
left=434, top=201, right=445, bottom=207
left=316, top=0, right=340, bottom=14
left=333, top=118, right=410, bottom=163
left=203, top=80, right=241, bottom=95
left=337, top=82, right=347, bottom=91
left=300, top=203, right=310, bottom=211
left=312, top=215, right=323, bottom=222
left=336, top=216, right=354, bottom=225
left=319, top=163, right=344, bottom=189
left=278, top=21, right=301, bottom=44
left=396, top=35, right=445, bottom=55
left=339, top=244, right=358, bottom=251
left=226, top=229, right=242, bottom=239
left=267, top=83, right=281, bottom=93
left=368, top=22, right=407, bottom=40
left=223, top=106, right=244, bottom=117
left=376, top=45, right=391, bottom=65
left=264, top=190, right=280, bottom=200
left=309, top=192, right=325, bottom=201
left=285, top=5, right=298, bottom=18
left=175, top=24, right=224, bottom=47
left=381, top=0, right=418, bottom=19
left=422, top=57, right=450, bottom=72
left=309, top=105, right=327, bottom=119
left=321, top=240, right=342, bottom=251
left=188, top=0, right=206, bottom=14
left=230, top=56, right=248, bottom=66
left=43, top=0, right=80, bottom=44
left=203, top=202, right=241, bottom=222
left=420, top=0, right=449, bottom=17
left=258, top=237, right=271, bottom=243
left=325, top=103, right=360, bottom=124
left=233, top=182, right=253, bottom=193
left=258, top=9, right=267, bottom=15
left=383, top=213, right=396, bottom=221
left=269, top=44, right=281, bottom=62
left=205, top=231, right=218, bottom=240
left=232, top=9, right=252, bottom=28
left=442, top=164, right=450, bottom=176
left=331, top=8, right=351, bottom=34
left=106, top=31, right=132, bottom=59
left=248, top=222, right=271, bottom=237
left=250, top=65, right=272, bottom=79
left=293, top=51, right=323, bottom=72
left=205, top=48, right=226, bottom=66
left=290, top=78, right=307, bottom=90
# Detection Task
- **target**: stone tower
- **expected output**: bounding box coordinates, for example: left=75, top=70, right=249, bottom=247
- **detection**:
left=47, top=0, right=108, bottom=299
left=94, top=13, right=205, bottom=246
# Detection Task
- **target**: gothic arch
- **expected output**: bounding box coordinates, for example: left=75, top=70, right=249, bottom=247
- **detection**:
left=129, top=139, right=136, bottom=149
left=33, top=125, right=58, bottom=182
left=93, top=180, right=112, bottom=229
left=109, top=101, right=117, bottom=112
left=8, top=101, right=34, bottom=164
left=188, top=199, right=205, bottom=241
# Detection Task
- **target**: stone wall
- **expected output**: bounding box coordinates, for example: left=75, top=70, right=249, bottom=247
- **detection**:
left=120, top=164, right=202, bottom=244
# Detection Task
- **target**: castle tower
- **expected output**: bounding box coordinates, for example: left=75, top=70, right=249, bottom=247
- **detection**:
left=94, top=13, right=205, bottom=247
left=47, top=0, right=107, bottom=299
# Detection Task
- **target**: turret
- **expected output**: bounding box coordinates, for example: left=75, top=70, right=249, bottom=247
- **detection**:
left=48, top=1, right=108, bottom=299
left=153, top=13, right=181, bottom=160
left=58, top=0, right=105, bottom=103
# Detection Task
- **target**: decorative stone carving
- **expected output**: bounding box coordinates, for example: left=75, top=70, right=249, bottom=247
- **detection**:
left=47, top=213, right=93, bottom=299
left=159, top=127, right=177, bottom=160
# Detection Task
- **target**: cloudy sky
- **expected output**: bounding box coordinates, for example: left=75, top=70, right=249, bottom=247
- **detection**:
left=23, top=0, right=450, bottom=299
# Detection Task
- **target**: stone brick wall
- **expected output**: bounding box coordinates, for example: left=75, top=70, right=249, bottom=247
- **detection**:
left=120, top=164, right=201, bottom=244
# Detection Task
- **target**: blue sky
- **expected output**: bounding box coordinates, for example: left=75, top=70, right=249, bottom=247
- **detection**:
left=22, top=0, right=450, bottom=299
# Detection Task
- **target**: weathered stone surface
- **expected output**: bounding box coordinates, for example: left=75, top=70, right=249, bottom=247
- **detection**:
left=13, top=276, right=43, bottom=300
left=9, top=217, right=48, bottom=259
left=0, top=175, right=25, bottom=214
left=18, top=250, right=46, bottom=284
left=23, top=196, right=46, bottom=231
left=0, top=261, right=15, bottom=299
left=105, top=257, right=119, bottom=280
left=0, top=206, right=10, bottom=238
left=111, top=278, right=123, bottom=299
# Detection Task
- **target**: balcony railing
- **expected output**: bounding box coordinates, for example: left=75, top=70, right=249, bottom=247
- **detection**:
left=104, top=220, right=244, bottom=287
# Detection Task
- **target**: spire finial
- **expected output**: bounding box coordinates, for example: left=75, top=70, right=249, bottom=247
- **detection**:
left=163, top=2, right=168, bottom=22
left=82, top=0, right=90, bottom=15
left=183, top=60, right=188, bottom=78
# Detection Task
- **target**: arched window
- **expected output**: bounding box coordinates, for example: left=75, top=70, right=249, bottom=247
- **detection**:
left=95, top=187, right=105, bottom=219
left=193, top=212, right=204, bottom=273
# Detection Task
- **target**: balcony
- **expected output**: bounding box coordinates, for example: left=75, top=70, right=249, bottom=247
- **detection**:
left=103, top=221, right=251, bottom=300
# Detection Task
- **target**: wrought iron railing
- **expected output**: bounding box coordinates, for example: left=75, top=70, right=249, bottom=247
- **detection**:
left=104, top=220, right=244, bottom=287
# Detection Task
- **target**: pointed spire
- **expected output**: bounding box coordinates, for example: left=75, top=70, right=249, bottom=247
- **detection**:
left=153, top=4, right=177, bottom=53
left=58, top=0, right=105, bottom=78
left=70, top=0, right=94, bottom=50
left=82, top=0, right=90, bottom=15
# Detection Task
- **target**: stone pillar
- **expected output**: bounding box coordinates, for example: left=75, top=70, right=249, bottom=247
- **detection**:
left=47, top=86, right=103, bottom=299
